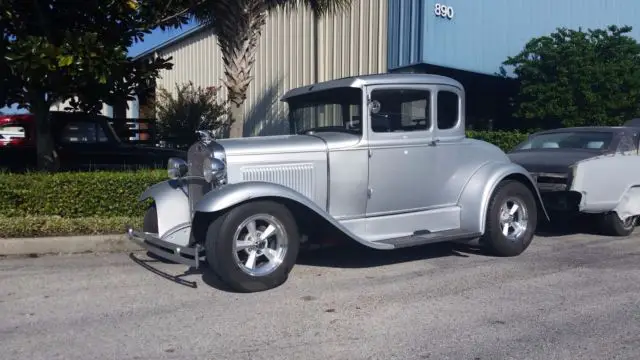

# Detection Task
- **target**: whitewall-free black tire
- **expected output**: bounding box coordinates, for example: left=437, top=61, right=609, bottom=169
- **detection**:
left=204, top=200, right=300, bottom=293
left=481, top=180, right=538, bottom=257
left=600, top=212, right=636, bottom=236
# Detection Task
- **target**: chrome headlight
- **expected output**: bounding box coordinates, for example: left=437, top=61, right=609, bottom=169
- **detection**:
left=167, top=157, right=188, bottom=179
left=203, top=156, right=226, bottom=184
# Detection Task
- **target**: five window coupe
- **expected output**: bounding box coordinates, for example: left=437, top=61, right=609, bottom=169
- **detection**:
left=126, top=73, right=549, bottom=293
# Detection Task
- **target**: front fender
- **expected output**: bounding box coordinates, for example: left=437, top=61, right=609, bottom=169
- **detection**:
left=138, top=179, right=192, bottom=242
left=193, top=181, right=392, bottom=250
left=458, top=161, right=550, bottom=234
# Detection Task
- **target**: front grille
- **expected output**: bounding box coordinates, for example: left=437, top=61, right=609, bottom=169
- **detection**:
left=187, top=142, right=211, bottom=213
left=531, top=172, right=569, bottom=192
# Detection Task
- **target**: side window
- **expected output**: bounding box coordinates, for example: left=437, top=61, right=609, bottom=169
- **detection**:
left=616, top=133, right=638, bottom=154
left=437, top=90, right=459, bottom=130
left=369, top=89, right=430, bottom=133
left=59, top=122, right=108, bottom=144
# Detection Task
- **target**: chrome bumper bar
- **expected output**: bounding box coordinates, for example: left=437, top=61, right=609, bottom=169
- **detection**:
left=125, top=226, right=205, bottom=269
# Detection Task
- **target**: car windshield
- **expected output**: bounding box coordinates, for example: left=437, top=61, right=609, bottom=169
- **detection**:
left=287, top=87, right=362, bottom=135
left=513, top=131, right=614, bottom=151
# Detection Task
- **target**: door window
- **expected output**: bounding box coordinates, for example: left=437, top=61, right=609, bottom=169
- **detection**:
left=59, top=122, right=109, bottom=143
left=369, top=89, right=431, bottom=133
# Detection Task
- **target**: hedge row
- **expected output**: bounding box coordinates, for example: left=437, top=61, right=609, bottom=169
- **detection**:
left=0, top=169, right=165, bottom=218
left=0, top=216, right=142, bottom=238
left=466, top=130, right=530, bottom=152
left=0, top=130, right=529, bottom=230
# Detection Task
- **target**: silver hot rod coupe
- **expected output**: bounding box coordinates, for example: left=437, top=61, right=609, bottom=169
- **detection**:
left=126, top=73, right=549, bottom=293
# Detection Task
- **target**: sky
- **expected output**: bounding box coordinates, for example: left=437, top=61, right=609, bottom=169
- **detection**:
left=1, top=20, right=198, bottom=114
left=128, top=19, right=198, bottom=57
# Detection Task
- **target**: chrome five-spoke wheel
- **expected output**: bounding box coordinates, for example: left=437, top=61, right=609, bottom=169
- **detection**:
left=481, top=180, right=537, bottom=257
left=498, top=197, right=529, bottom=241
left=204, top=200, right=301, bottom=293
left=233, top=214, right=288, bottom=277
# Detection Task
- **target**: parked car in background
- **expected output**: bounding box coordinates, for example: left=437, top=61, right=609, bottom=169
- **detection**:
left=126, top=73, right=549, bottom=293
left=508, top=122, right=640, bottom=235
left=0, top=111, right=186, bottom=172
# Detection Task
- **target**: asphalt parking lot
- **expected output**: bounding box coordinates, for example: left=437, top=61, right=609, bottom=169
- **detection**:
left=1, top=229, right=640, bottom=360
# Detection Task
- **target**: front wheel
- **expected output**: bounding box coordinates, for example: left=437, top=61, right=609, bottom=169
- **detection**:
left=204, top=200, right=300, bottom=293
left=481, top=180, right=538, bottom=257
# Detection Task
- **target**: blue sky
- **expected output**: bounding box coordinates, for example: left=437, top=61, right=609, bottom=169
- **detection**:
left=1, top=20, right=197, bottom=114
left=128, top=19, right=198, bottom=57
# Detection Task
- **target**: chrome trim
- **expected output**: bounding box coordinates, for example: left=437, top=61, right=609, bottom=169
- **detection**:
left=126, top=226, right=205, bottom=268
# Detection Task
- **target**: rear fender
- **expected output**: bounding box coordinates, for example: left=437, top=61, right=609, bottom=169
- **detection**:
left=192, top=181, right=392, bottom=250
left=138, top=179, right=192, bottom=243
left=458, top=161, right=550, bottom=234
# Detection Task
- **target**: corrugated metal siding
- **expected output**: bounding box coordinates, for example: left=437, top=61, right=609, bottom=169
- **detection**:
left=389, top=0, right=640, bottom=76
left=316, top=0, right=388, bottom=81
left=153, top=0, right=388, bottom=137
left=387, top=0, right=424, bottom=70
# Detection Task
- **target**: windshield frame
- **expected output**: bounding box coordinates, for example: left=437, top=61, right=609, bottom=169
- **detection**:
left=285, top=87, right=363, bottom=136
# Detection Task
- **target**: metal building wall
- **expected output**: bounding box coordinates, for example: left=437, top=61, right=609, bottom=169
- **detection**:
left=153, top=0, right=388, bottom=136
left=389, top=0, right=640, bottom=76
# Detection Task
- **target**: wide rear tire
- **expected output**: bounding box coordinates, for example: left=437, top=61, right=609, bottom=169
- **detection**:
left=481, top=180, right=538, bottom=257
left=204, top=200, right=300, bottom=293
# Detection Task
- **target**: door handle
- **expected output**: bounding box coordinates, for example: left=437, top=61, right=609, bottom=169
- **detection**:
left=429, top=139, right=440, bottom=146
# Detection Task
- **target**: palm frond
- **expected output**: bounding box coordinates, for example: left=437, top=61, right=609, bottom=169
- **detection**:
left=266, top=0, right=354, bottom=16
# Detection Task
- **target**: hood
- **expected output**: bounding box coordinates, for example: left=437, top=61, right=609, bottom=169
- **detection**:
left=216, top=134, right=327, bottom=156
left=507, top=149, right=602, bottom=173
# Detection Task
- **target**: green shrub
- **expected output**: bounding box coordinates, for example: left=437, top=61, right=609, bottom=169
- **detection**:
left=0, top=216, right=142, bottom=238
left=466, top=130, right=530, bottom=152
left=0, top=170, right=166, bottom=218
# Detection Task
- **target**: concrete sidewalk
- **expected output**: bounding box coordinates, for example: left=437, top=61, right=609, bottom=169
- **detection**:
left=0, top=234, right=143, bottom=256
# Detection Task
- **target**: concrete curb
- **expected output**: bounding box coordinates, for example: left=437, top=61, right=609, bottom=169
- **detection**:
left=0, top=234, right=143, bottom=256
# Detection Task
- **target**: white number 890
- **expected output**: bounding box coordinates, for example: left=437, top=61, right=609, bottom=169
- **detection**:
left=434, top=3, right=454, bottom=19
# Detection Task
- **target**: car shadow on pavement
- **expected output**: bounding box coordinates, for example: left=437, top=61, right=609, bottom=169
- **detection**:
left=129, top=240, right=486, bottom=292
left=534, top=213, right=605, bottom=238
left=295, top=240, right=483, bottom=269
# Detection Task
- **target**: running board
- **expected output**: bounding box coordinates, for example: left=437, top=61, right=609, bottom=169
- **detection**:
left=377, top=229, right=482, bottom=249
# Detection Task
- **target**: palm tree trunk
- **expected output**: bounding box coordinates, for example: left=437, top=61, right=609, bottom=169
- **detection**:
left=229, top=103, right=244, bottom=138
left=214, top=1, right=268, bottom=138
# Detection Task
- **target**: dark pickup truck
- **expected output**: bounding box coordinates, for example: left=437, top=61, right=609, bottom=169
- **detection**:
left=0, top=111, right=186, bottom=172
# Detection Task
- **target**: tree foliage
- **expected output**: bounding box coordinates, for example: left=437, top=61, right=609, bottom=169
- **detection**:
left=502, top=25, right=640, bottom=129
left=153, top=82, right=230, bottom=148
left=0, top=0, right=190, bottom=170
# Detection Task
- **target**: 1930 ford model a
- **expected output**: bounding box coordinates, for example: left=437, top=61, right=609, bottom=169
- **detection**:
left=126, top=73, right=549, bottom=293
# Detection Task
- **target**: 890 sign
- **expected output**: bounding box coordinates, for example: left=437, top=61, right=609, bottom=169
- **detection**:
left=434, top=3, right=454, bottom=19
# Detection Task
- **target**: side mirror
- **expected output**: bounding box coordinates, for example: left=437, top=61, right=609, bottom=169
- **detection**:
left=167, top=157, right=188, bottom=179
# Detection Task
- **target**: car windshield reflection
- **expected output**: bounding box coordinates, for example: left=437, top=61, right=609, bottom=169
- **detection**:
left=513, top=131, right=614, bottom=151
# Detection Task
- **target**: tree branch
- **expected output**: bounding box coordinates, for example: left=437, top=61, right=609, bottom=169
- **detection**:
left=151, top=0, right=206, bottom=28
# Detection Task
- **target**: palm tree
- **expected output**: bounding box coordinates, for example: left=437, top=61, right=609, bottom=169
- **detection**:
left=189, top=0, right=354, bottom=138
